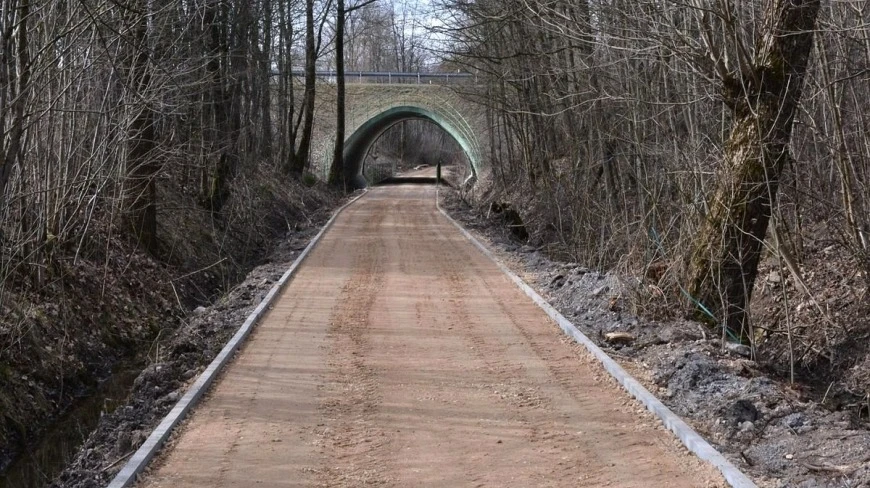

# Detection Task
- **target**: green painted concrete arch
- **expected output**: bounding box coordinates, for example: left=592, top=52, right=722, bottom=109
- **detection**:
left=308, top=84, right=487, bottom=186
left=341, top=105, right=480, bottom=188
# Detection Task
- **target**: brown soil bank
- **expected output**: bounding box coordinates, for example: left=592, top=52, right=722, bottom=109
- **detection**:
left=0, top=166, right=337, bottom=483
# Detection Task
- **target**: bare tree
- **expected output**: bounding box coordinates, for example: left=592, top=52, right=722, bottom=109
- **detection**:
left=329, top=0, right=379, bottom=188
left=329, top=0, right=349, bottom=187
left=685, top=0, right=821, bottom=336
left=288, top=0, right=318, bottom=175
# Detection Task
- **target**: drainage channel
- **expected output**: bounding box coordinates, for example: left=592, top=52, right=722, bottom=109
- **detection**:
left=0, top=363, right=141, bottom=488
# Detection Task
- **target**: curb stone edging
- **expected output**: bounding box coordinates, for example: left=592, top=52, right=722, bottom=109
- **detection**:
left=107, top=190, right=368, bottom=488
left=435, top=190, right=757, bottom=488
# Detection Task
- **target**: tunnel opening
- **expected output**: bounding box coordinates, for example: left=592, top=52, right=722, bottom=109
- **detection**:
left=340, top=106, right=477, bottom=188
left=364, top=119, right=466, bottom=187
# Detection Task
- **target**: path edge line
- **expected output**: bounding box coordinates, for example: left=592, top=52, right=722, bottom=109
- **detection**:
left=107, top=190, right=368, bottom=488
left=435, top=194, right=757, bottom=488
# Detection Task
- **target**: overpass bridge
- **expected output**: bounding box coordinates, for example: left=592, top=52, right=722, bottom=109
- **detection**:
left=303, top=74, right=489, bottom=188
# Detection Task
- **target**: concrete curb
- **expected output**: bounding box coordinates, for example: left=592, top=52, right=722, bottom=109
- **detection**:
left=108, top=190, right=368, bottom=488
left=435, top=193, right=757, bottom=488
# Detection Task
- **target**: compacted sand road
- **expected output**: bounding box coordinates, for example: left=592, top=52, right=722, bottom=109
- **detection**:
left=139, top=184, right=722, bottom=487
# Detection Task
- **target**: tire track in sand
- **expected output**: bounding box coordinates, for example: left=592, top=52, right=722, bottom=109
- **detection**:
left=315, top=201, right=390, bottom=487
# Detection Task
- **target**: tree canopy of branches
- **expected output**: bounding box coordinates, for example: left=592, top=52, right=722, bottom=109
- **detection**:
left=0, top=0, right=348, bottom=283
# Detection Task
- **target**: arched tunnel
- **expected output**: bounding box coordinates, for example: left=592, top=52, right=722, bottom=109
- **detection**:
left=340, top=106, right=479, bottom=188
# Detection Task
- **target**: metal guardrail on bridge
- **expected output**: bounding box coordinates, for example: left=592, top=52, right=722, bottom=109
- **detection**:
left=283, top=70, right=476, bottom=84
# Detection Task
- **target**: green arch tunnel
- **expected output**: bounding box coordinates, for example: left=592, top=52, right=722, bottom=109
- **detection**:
left=340, top=106, right=480, bottom=189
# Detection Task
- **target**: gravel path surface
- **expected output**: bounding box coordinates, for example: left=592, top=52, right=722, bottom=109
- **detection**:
left=136, top=184, right=723, bottom=487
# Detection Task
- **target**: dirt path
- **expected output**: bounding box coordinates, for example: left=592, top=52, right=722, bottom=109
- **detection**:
left=138, top=184, right=723, bottom=487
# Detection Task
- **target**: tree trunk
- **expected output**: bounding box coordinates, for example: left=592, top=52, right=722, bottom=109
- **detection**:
left=329, top=0, right=347, bottom=188
left=199, top=0, right=238, bottom=214
left=685, top=0, right=821, bottom=337
left=290, top=0, right=317, bottom=175
left=260, top=0, right=273, bottom=158
left=278, top=0, right=296, bottom=170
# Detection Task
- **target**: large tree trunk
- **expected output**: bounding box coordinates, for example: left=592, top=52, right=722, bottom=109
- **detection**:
left=685, top=0, right=820, bottom=337
left=277, top=0, right=296, bottom=170
left=260, top=0, right=274, bottom=158
left=199, top=0, right=237, bottom=214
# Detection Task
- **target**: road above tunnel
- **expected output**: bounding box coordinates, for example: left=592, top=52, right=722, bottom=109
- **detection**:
left=138, top=184, right=722, bottom=487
